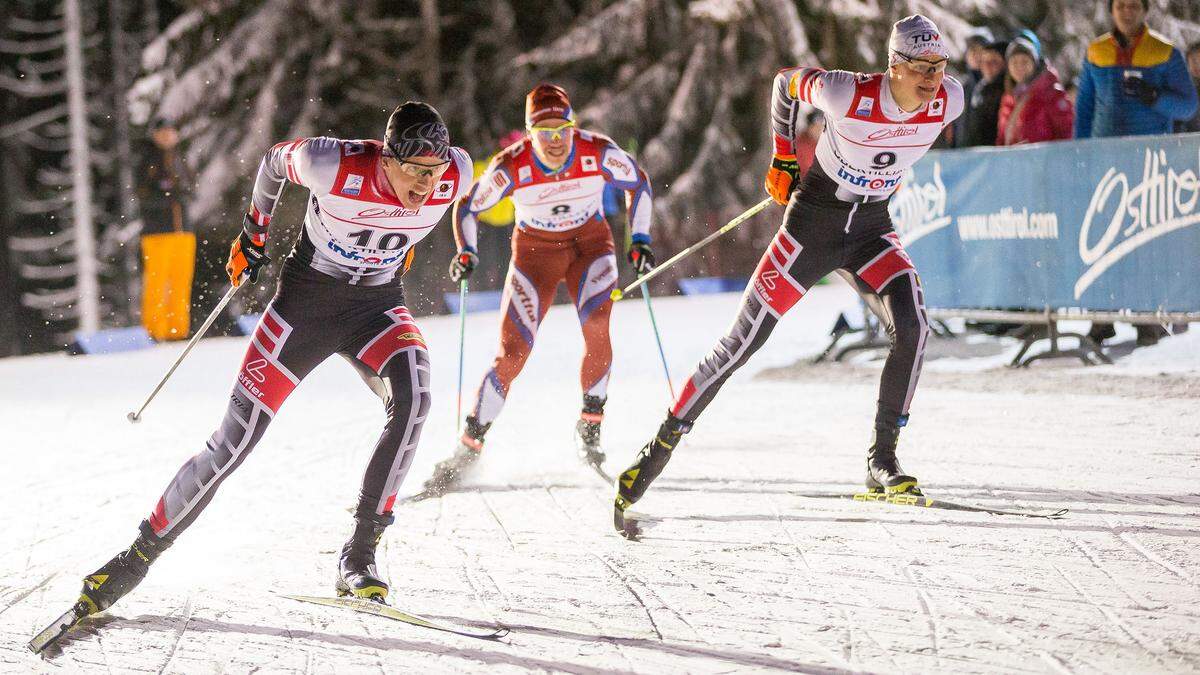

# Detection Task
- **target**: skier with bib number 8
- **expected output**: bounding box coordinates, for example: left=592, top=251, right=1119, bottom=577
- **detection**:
left=425, top=84, right=656, bottom=495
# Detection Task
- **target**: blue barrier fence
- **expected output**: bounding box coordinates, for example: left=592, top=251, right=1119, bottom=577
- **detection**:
left=889, top=132, right=1200, bottom=313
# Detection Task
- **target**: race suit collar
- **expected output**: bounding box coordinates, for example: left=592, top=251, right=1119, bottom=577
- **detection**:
left=531, top=141, right=577, bottom=177
left=881, top=73, right=926, bottom=121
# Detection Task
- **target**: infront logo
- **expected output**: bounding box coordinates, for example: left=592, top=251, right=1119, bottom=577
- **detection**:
left=837, top=166, right=901, bottom=191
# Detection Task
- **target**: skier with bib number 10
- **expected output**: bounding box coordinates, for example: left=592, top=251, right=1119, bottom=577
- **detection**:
left=35, top=102, right=472, bottom=643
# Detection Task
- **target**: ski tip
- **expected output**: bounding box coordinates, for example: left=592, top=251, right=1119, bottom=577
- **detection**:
left=27, top=602, right=89, bottom=655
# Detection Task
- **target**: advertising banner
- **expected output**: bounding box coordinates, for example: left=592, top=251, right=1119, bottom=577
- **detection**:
left=889, top=133, right=1200, bottom=312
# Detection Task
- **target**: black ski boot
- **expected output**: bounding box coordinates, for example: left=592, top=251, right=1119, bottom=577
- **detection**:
left=615, top=414, right=691, bottom=520
left=865, top=424, right=920, bottom=495
left=336, top=510, right=394, bottom=602
left=423, top=416, right=490, bottom=496
left=80, top=521, right=171, bottom=614
left=576, top=394, right=607, bottom=472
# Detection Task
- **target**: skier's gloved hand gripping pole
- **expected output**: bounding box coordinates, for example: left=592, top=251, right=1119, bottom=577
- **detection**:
left=126, top=227, right=268, bottom=423
left=610, top=198, right=773, bottom=302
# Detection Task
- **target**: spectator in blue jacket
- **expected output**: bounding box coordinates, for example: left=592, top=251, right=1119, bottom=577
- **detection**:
left=1075, top=0, right=1197, bottom=139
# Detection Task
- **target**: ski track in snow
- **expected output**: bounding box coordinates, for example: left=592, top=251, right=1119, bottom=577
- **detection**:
left=2, top=282, right=1199, bottom=673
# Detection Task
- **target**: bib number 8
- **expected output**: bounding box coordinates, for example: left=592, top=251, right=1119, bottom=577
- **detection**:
left=871, top=152, right=897, bottom=170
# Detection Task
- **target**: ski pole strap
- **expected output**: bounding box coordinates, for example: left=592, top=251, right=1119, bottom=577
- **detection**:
left=611, top=197, right=773, bottom=301
left=128, top=282, right=242, bottom=422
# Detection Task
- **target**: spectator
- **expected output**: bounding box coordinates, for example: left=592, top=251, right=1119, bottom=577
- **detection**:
left=959, top=41, right=1008, bottom=147
left=1075, top=0, right=1198, bottom=139
left=997, top=36, right=1074, bottom=145
left=1077, top=1, right=1197, bottom=347
left=1177, top=41, right=1200, bottom=133
left=137, top=119, right=196, bottom=342
left=795, top=109, right=823, bottom=176
left=950, top=27, right=995, bottom=147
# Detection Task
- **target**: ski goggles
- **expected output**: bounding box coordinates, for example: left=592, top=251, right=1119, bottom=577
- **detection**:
left=891, top=51, right=948, bottom=77
left=395, top=157, right=452, bottom=180
left=528, top=120, right=576, bottom=143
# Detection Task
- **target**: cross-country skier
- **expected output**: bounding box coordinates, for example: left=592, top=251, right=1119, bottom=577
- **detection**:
left=614, top=15, right=964, bottom=525
left=424, top=84, right=654, bottom=494
left=72, top=102, right=472, bottom=613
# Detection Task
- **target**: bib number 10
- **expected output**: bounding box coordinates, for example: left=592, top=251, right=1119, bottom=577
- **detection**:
left=347, top=229, right=408, bottom=250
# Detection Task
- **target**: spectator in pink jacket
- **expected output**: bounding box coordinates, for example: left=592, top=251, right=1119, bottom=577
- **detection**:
left=997, top=36, right=1075, bottom=145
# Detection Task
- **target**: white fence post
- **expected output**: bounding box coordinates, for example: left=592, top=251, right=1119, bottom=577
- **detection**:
left=63, top=0, right=99, bottom=334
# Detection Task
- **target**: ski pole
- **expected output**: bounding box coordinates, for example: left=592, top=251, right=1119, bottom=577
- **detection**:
left=610, top=197, right=773, bottom=301
left=128, top=282, right=243, bottom=422
left=639, top=281, right=676, bottom=400
left=455, top=279, right=468, bottom=435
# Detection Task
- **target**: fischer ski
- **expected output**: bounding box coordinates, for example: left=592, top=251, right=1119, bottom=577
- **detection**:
left=282, top=594, right=509, bottom=640
left=846, top=491, right=1068, bottom=519
left=612, top=501, right=660, bottom=541
left=28, top=600, right=90, bottom=654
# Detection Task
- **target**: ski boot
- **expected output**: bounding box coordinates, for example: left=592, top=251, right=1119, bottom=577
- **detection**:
left=865, top=422, right=920, bottom=495
left=575, top=395, right=607, bottom=477
left=422, top=416, right=490, bottom=497
left=614, top=414, right=691, bottom=535
left=335, top=509, right=394, bottom=602
left=80, top=521, right=171, bottom=614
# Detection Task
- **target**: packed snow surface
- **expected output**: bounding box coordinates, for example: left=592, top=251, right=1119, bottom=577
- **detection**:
left=2, top=279, right=1198, bottom=673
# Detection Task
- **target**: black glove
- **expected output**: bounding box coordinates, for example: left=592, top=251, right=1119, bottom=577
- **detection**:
left=448, top=249, right=478, bottom=283
left=226, top=227, right=269, bottom=286
left=628, top=241, right=655, bottom=275
left=1121, top=75, right=1159, bottom=105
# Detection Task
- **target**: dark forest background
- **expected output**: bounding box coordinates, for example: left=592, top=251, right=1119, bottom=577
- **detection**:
left=3, top=0, right=1199, bottom=355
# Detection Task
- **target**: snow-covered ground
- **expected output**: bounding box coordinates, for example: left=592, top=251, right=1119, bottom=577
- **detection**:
left=2, top=278, right=1198, bottom=673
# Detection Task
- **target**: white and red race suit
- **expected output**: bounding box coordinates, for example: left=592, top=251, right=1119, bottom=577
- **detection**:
left=143, top=137, right=472, bottom=543
left=452, top=130, right=652, bottom=429
left=773, top=68, right=963, bottom=200
left=246, top=137, right=472, bottom=285
left=670, top=67, right=962, bottom=439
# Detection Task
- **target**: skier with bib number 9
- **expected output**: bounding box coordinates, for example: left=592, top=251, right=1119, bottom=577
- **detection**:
left=62, top=102, right=472, bottom=618
left=424, top=84, right=655, bottom=495
left=614, top=15, right=965, bottom=530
